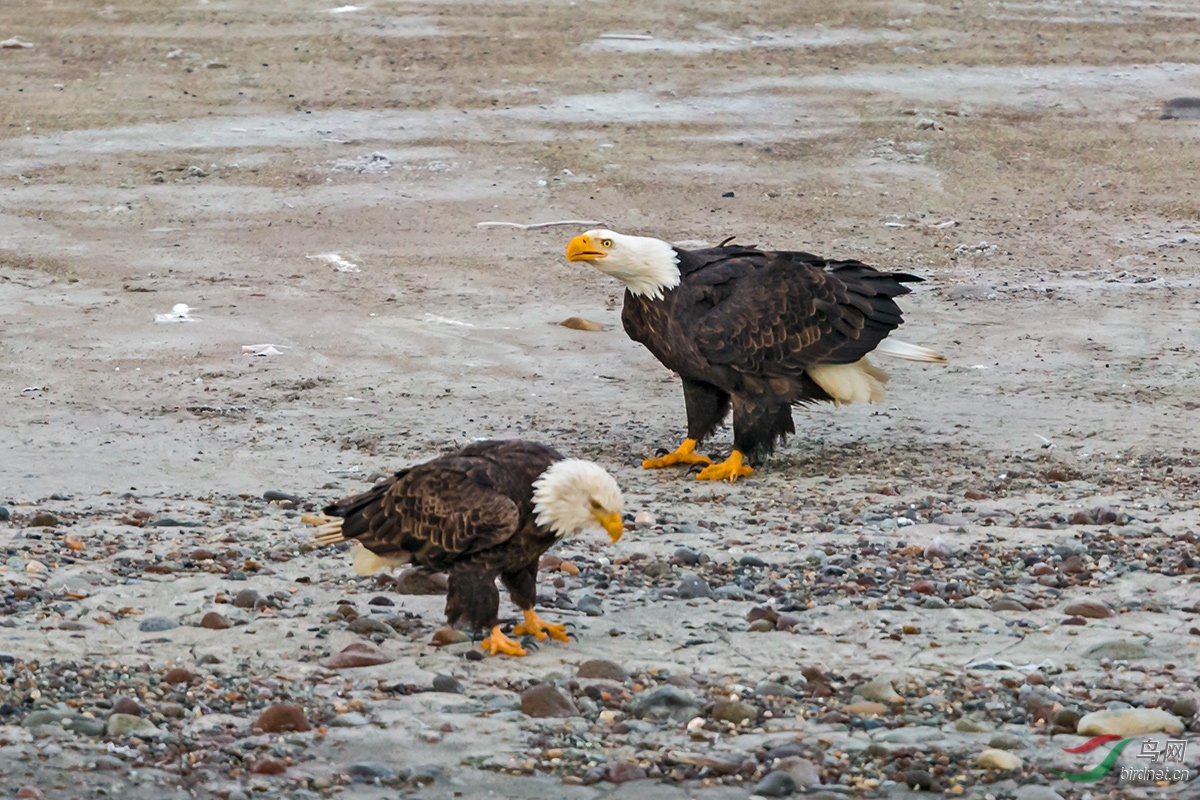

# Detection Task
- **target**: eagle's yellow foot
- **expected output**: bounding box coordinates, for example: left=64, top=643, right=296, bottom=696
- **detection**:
left=696, top=450, right=753, bottom=483
left=642, top=438, right=712, bottom=470
left=481, top=626, right=528, bottom=657
left=513, top=609, right=570, bottom=642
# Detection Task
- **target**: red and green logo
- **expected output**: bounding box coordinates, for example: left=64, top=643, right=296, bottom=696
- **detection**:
left=1050, top=735, right=1134, bottom=782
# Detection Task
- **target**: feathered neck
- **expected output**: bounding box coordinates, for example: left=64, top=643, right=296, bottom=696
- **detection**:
left=531, top=459, right=622, bottom=539
left=589, top=230, right=681, bottom=301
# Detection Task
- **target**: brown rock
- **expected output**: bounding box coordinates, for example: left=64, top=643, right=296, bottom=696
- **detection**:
left=1025, top=672, right=1045, bottom=685
left=163, top=667, right=194, bottom=685
left=254, top=703, right=310, bottom=733
left=711, top=699, right=756, bottom=724
left=844, top=701, right=888, bottom=716
left=521, top=683, right=578, bottom=718
left=964, top=488, right=989, bottom=500
left=577, top=659, right=629, bottom=682
left=249, top=758, right=287, bottom=775
left=190, top=548, right=215, bottom=561
left=430, top=628, right=470, bottom=647
left=1062, top=616, right=1087, bottom=626
left=1052, top=708, right=1081, bottom=732
left=321, top=642, right=395, bottom=669
left=29, top=512, right=58, bottom=528
left=1045, top=469, right=1071, bottom=482
left=747, top=606, right=780, bottom=624
left=1063, top=601, right=1113, bottom=619
left=200, top=611, right=231, bottom=630
left=775, top=614, right=799, bottom=632
left=233, top=589, right=261, bottom=609
left=911, top=580, right=936, bottom=595
left=607, top=761, right=647, bottom=783
left=990, top=598, right=1028, bottom=612
left=16, top=787, right=43, bottom=799
left=560, top=316, right=605, bottom=332
left=111, top=697, right=141, bottom=717
left=394, top=568, right=448, bottom=595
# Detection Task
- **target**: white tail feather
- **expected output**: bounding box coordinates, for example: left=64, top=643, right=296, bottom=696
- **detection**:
left=350, top=541, right=410, bottom=576
left=874, top=339, right=946, bottom=363
left=807, top=359, right=889, bottom=405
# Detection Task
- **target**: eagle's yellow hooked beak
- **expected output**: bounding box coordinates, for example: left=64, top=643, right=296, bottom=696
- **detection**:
left=566, top=234, right=606, bottom=262
left=597, top=511, right=624, bottom=544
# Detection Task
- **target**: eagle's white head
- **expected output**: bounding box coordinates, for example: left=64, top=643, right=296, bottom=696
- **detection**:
left=565, top=229, right=680, bottom=300
left=531, top=459, right=625, bottom=543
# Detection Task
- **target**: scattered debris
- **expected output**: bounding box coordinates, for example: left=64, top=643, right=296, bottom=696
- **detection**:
left=241, top=344, right=290, bottom=357
left=332, top=152, right=392, bottom=174
left=309, top=253, right=360, bottom=272
left=154, top=304, right=198, bottom=323
left=475, top=220, right=602, bottom=231
left=424, top=314, right=474, bottom=327
left=0, top=37, right=34, bottom=49
left=326, top=5, right=363, bottom=13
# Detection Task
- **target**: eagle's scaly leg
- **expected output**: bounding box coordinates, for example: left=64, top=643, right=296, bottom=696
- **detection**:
left=695, top=450, right=753, bottom=483
left=481, top=626, right=528, bottom=657
left=642, top=438, right=712, bottom=470
left=513, top=609, right=570, bottom=642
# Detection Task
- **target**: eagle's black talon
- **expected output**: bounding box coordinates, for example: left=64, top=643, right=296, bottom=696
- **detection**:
left=519, top=636, right=541, bottom=651
left=654, top=447, right=671, bottom=457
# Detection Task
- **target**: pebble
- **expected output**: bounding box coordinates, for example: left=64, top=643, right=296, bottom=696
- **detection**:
left=749, top=619, right=776, bottom=632
left=988, top=733, right=1024, bottom=750
left=1173, top=698, right=1197, bottom=719
left=0, top=507, right=9, bottom=521
left=1083, top=639, right=1149, bottom=660
left=924, top=537, right=953, bottom=560
left=845, top=701, right=888, bottom=717
left=754, top=681, right=796, bottom=698
left=112, top=697, right=142, bottom=716
left=976, top=749, right=1022, bottom=771
left=1161, top=97, right=1200, bottom=120
left=15, top=787, right=43, bottom=800
left=672, top=547, right=700, bottom=565
left=29, top=512, right=58, bottom=527
left=431, top=628, right=471, bottom=646
left=321, top=641, right=395, bottom=669
left=331, top=712, right=370, bottom=727
left=233, top=589, right=261, bottom=609
left=263, top=489, right=301, bottom=504
left=954, top=717, right=991, bottom=733
left=738, top=554, right=767, bottom=567
left=521, top=684, right=578, bottom=718
left=576, top=595, right=604, bottom=616
left=432, top=675, right=464, bottom=694
left=254, top=703, right=310, bottom=733
left=1062, top=600, right=1113, bottom=618
left=1077, top=708, right=1183, bottom=736
left=22, top=710, right=67, bottom=728
left=1013, top=787, right=1065, bottom=800
left=903, top=769, right=933, bottom=790
left=349, top=616, right=392, bottom=635
left=249, top=758, right=287, bottom=775
left=778, top=756, right=819, bottom=788
left=348, top=762, right=395, bottom=782
left=163, top=667, right=194, bottom=685
left=1051, top=708, right=1080, bottom=732
left=710, top=698, right=756, bottom=724
left=137, top=617, right=178, bottom=632
left=931, top=514, right=969, bottom=527
left=107, top=713, right=160, bottom=737
left=753, top=770, right=797, bottom=797
left=560, top=316, right=605, bottom=332
left=577, top=659, right=629, bottom=681
left=394, top=569, right=448, bottom=594
left=989, top=598, right=1028, bottom=612
left=630, top=685, right=699, bottom=722
left=677, top=573, right=711, bottom=599
left=64, top=716, right=107, bottom=737
left=857, top=678, right=902, bottom=703
left=607, top=761, right=647, bottom=783
left=200, top=611, right=231, bottom=630
left=634, top=511, right=656, bottom=529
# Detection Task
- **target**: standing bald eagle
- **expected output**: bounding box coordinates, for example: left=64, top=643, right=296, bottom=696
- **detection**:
left=565, top=230, right=944, bottom=482
left=312, top=440, right=624, bottom=656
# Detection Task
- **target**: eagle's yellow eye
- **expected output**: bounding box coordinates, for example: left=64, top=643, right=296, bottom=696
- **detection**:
left=601, top=239, right=613, bottom=248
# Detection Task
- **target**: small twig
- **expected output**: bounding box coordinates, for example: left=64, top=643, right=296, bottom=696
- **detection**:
left=475, top=220, right=602, bottom=231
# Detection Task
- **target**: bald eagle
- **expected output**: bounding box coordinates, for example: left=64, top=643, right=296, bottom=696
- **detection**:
left=312, top=440, right=624, bottom=656
left=565, top=230, right=944, bottom=482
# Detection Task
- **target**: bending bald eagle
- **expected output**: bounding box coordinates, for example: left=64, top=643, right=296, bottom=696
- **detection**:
left=312, top=440, right=624, bottom=656
left=565, top=230, right=944, bottom=483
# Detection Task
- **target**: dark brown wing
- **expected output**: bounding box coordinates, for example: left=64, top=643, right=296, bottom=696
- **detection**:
left=325, top=462, right=521, bottom=566
left=690, top=251, right=921, bottom=376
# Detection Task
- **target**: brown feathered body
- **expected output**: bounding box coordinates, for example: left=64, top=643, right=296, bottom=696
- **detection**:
left=321, top=440, right=563, bottom=634
left=622, top=244, right=924, bottom=464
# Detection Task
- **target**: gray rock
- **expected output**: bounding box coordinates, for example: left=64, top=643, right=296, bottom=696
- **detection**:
left=347, top=762, right=395, bottom=782
left=755, top=681, right=797, bottom=698
left=520, top=684, right=578, bottom=718
left=0, top=507, right=9, bottom=521
left=858, top=677, right=902, bottom=703
left=921, top=596, right=948, bottom=609
left=233, top=589, right=261, bottom=609
left=1161, top=97, right=1200, bottom=120
left=331, top=712, right=370, bottom=727
left=713, top=585, right=756, bottom=601
left=954, top=718, right=992, bottom=733
left=711, top=698, right=756, bottom=724
left=431, top=675, right=463, bottom=694
left=107, top=713, right=161, bottom=737
left=577, top=659, right=628, bottom=682
left=738, top=555, right=767, bottom=567
left=672, top=547, right=700, bottom=565
left=21, top=710, right=69, bottom=728
left=1013, top=786, right=1065, bottom=800
left=91, top=755, right=126, bottom=771
left=931, top=514, right=970, bottom=526
left=962, top=596, right=990, bottom=609
left=576, top=595, right=604, bottom=616
left=1084, top=639, right=1149, bottom=661
left=988, top=733, right=1025, bottom=750
left=348, top=616, right=392, bottom=635
left=137, top=617, right=178, bottom=633
left=677, top=574, right=711, bottom=599
left=64, top=716, right=108, bottom=737
left=630, top=685, right=700, bottom=722
left=778, top=756, right=819, bottom=788
left=753, top=770, right=797, bottom=797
